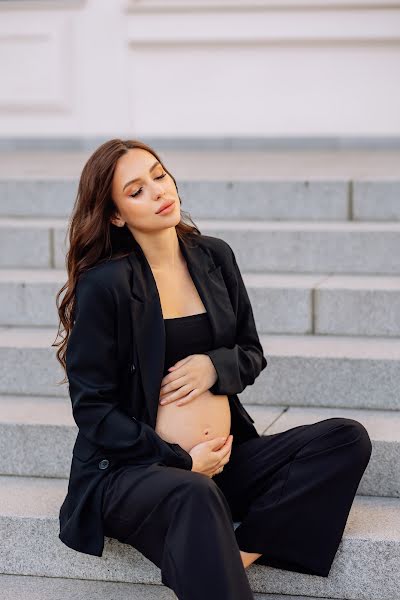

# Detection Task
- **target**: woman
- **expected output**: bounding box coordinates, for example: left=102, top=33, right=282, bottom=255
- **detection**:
left=55, top=139, right=372, bottom=600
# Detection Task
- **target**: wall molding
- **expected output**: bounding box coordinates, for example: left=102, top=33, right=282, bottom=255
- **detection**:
left=126, top=0, right=400, bottom=13
left=1, top=136, right=400, bottom=151
left=0, top=21, right=74, bottom=112
left=0, top=1, right=85, bottom=11
left=125, top=5, right=400, bottom=44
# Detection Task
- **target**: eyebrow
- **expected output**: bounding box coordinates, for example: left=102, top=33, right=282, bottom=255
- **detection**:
left=122, top=160, right=162, bottom=192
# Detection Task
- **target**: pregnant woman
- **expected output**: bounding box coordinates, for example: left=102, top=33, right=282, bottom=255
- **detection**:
left=153, top=253, right=232, bottom=455
left=56, top=139, right=373, bottom=600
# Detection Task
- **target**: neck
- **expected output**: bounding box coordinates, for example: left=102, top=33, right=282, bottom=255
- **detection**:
left=131, top=228, right=184, bottom=271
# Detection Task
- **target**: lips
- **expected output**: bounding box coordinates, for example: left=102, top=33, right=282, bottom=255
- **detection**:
left=156, top=201, right=175, bottom=214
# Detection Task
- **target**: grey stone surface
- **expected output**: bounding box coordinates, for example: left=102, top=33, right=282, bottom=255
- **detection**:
left=315, top=275, right=400, bottom=337
left=0, top=218, right=52, bottom=268
left=0, top=476, right=398, bottom=600
left=3, top=328, right=400, bottom=410
left=0, top=395, right=397, bottom=497
left=0, top=179, right=78, bottom=218
left=0, top=149, right=399, bottom=178
left=0, top=573, right=365, bottom=600
left=251, top=333, right=400, bottom=410
left=353, top=180, right=400, bottom=221
left=0, top=178, right=349, bottom=220
left=0, top=395, right=75, bottom=478
left=0, top=269, right=65, bottom=327
left=200, top=221, right=400, bottom=275
left=0, top=327, right=66, bottom=397
left=0, top=574, right=178, bottom=600
left=2, top=218, right=400, bottom=273
left=1, top=147, right=400, bottom=598
left=3, top=270, right=400, bottom=340
left=183, top=181, right=349, bottom=220
left=0, top=401, right=284, bottom=478
left=247, top=405, right=287, bottom=436
left=53, top=225, right=69, bottom=269
left=246, top=272, right=321, bottom=334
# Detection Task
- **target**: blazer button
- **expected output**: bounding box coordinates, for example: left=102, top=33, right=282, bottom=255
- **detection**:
left=99, top=459, right=109, bottom=470
left=130, top=363, right=136, bottom=373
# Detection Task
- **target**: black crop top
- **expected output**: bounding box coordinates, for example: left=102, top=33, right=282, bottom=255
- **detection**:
left=163, top=312, right=214, bottom=377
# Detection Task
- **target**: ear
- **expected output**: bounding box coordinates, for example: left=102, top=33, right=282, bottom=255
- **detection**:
left=110, top=214, right=125, bottom=228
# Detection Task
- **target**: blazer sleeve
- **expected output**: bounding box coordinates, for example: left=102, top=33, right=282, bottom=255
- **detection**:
left=203, top=247, right=267, bottom=395
left=66, top=273, right=193, bottom=470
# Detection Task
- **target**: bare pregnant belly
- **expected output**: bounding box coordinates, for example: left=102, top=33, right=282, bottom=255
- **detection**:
left=155, top=390, right=231, bottom=453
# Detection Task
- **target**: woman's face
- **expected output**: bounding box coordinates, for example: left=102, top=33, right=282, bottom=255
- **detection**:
left=110, top=148, right=180, bottom=233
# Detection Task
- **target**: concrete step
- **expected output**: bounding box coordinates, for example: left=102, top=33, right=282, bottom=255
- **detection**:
left=251, top=272, right=400, bottom=337
left=1, top=149, right=399, bottom=180
left=0, top=395, right=75, bottom=478
left=0, top=326, right=398, bottom=410
left=254, top=333, right=400, bottom=410
left=0, top=473, right=398, bottom=600
left=0, top=148, right=399, bottom=221
left=201, top=220, right=400, bottom=275
left=0, top=268, right=64, bottom=327
left=0, top=574, right=371, bottom=600
left=1, top=218, right=400, bottom=273
left=1, top=149, right=398, bottom=599
left=0, top=177, right=398, bottom=222
left=0, top=574, right=179, bottom=600
left=0, top=395, right=397, bottom=497
left=1, top=268, right=400, bottom=337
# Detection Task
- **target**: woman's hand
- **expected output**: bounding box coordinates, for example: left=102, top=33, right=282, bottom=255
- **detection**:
left=189, top=435, right=233, bottom=477
left=159, top=354, right=218, bottom=406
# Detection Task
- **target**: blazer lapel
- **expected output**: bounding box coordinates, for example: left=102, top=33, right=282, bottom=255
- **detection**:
left=127, top=234, right=236, bottom=428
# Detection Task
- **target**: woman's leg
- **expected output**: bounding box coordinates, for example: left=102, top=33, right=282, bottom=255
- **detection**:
left=213, top=417, right=372, bottom=577
left=102, top=462, right=255, bottom=600
left=240, top=549, right=263, bottom=568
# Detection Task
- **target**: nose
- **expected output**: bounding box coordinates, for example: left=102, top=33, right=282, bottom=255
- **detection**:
left=154, top=185, right=166, bottom=199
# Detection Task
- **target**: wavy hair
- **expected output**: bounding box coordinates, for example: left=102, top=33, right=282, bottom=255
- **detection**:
left=52, top=138, right=201, bottom=385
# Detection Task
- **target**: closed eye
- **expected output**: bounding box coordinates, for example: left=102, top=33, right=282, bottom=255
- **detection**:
left=129, top=173, right=166, bottom=198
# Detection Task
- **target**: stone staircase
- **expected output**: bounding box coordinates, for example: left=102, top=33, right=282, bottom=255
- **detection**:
left=0, top=149, right=399, bottom=599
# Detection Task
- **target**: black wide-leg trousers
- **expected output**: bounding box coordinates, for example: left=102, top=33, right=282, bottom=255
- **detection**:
left=101, top=417, right=372, bottom=600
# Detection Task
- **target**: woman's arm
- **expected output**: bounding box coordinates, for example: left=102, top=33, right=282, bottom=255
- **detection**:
left=66, top=273, right=192, bottom=470
left=204, top=247, right=267, bottom=395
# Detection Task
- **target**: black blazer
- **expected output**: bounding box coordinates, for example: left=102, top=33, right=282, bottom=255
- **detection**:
left=58, top=232, right=267, bottom=557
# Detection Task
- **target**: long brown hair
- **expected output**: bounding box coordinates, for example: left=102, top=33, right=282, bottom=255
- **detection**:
left=52, top=138, right=201, bottom=385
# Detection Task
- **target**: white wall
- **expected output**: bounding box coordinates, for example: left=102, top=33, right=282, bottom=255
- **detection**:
left=0, top=0, right=399, bottom=139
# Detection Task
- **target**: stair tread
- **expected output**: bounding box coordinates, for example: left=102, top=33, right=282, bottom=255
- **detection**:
left=0, top=395, right=73, bottom=425
left=260, top=333, right=400, bottom=358
left=0, top=149, right=399, bottom=177
left=0, top=574, right=178, bottom=600
left=1, top=327, right=400, bottom=356
left=0, top=396, right=399, bottom=443
left=0, top=268, right=400, bottom=290
left=0, top=474, right=398, bottom=541
left=1, top=216, right=400, bottom=231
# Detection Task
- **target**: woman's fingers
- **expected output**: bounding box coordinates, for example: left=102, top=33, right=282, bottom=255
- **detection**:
left=214, top=435, right=233, bottom=466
